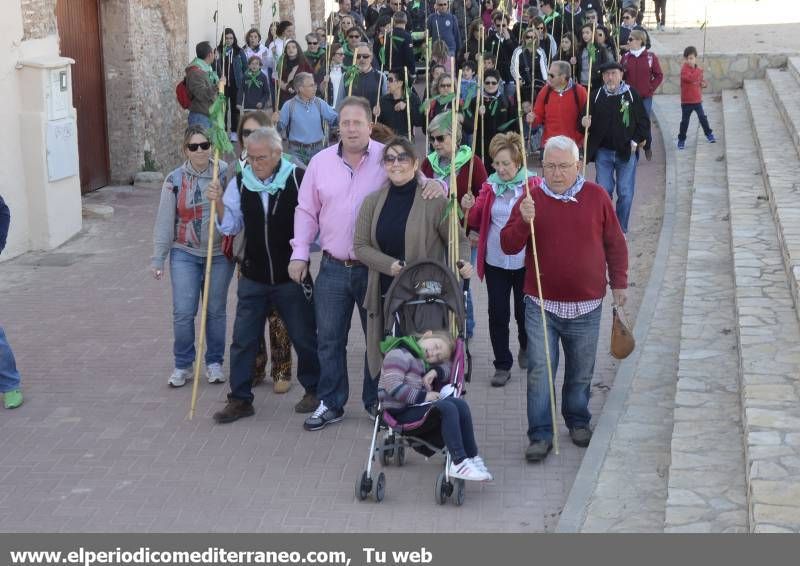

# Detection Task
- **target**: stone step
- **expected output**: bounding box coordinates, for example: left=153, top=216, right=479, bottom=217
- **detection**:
left=743, top=79, right=800, bottom=328
left=664, top=100, right=748, bottom=533
left=764, top=68, right=800, bottom=160
left=723, top=89, right=800, bottom=532
left=788, top=57, right=800, bottom=86
left=568, top=96, right=694, bottom=532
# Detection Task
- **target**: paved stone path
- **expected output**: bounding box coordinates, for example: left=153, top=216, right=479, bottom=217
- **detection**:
left=0, top=139, right=663, bottom=532
left=664, top=100, right=748, bottom=533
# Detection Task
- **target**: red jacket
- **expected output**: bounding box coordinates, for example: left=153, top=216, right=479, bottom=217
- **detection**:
left=531, top=83, right=588, bottom=147
left=467, top=177, right=537, bottom=280
left=621, top=50, right=664, bottom=98
left=680, top=63, right=704, bottom=104
left=500, top=179, right=628, bottom=300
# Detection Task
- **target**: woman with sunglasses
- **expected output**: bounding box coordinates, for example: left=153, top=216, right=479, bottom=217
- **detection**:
left=421, top=112, right=488, bottom=339
left=151, top=125, right=234, bottom=388
left=354, top=137, right=473, bottom=387
left=275, top=40, right=314, bottom=110
left=378, top=69, right=423, bottom=139
left=232, top=112, right=295, bottom=395
left=421, top=73, right=457, bottom=134
left=462, top=132, right=530, bottom=387
left=485, top=11, right=518, bottom=99
left=463, top=69, right=515, bottom=174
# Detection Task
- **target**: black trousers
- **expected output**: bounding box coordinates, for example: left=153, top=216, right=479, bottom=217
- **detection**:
left=484, top=263, right=527, bottom=371
left=654, top=0, right=667, bottom=25
left=678, top=103, right=713, bottom=142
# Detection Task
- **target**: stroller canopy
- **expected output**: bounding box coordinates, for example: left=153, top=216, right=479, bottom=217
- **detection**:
left=382, top=260, right=467, bottom=337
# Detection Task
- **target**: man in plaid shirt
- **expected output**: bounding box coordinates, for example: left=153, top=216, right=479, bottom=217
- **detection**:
left=501, top=136, right=628, bottom=463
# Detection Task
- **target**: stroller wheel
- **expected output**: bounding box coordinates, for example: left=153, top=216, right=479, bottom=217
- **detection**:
left=381, top=437, right=395, bottom=466
left=375, top=472, right=386, bottom=502
left=434, top=471, right=448, bottom=505
left=453, top=479, right=466, bottom=506
left=395, top=445, right=406, bottom=467
left=355, top=470, right=371, bottom=501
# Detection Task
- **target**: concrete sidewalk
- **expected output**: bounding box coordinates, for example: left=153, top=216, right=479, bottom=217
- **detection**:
left=0, top=132, right=663, bottom=532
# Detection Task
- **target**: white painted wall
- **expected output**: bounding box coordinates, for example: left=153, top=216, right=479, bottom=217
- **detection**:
left=0, top=4, right=82, bottom=262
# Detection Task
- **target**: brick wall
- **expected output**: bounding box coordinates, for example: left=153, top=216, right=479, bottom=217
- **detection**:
left=21, top=0, right=57, bottom=40
left=101, top=0, right=188, bottom=183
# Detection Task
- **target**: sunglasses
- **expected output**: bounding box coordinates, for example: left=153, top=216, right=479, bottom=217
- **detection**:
left=383, top=153, right=413, bottom=164
left=440, top=83, right=453, bottom=88
left=308, top=41, right=318, bottom=45
left=187, top=142, right=211, bottom=151
left=484, top=80, right=498, bottom=85
left=241, top=129, right=254, bottom=138
left=357, top=53, right=371, bottom=59
left=429, top=134, right=447, bottom=143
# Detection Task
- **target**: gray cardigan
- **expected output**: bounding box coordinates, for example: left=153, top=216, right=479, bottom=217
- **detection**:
left=354, top=179, right=470, bottom=378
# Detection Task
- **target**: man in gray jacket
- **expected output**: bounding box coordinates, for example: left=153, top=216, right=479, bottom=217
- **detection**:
left=186, top=41, right=226, bottom=128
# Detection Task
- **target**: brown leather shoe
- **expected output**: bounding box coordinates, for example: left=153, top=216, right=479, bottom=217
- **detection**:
left=294, top=392, right=318, bottom=413
left=213, top=399, right=255, bottom=424
left=273, top=379, right=292, bottom=394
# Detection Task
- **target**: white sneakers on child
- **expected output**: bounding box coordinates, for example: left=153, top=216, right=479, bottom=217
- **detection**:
left=448, top=456, right=493, bottom=481
left=471, top=455, right=493, bottom=481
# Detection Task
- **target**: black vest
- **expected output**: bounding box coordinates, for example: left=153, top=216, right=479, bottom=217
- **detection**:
left=239, top=163, right=303, bottom=285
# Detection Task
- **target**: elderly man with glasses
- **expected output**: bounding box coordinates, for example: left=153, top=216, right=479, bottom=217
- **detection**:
left=500, top=135, right=628, bottom=463
left=207, top=127, right=321, bottom=424
left=336, top=43, right=387, bottom=116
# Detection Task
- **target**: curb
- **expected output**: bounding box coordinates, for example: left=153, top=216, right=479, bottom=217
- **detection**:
left=556, top=97, right=679, bottom=532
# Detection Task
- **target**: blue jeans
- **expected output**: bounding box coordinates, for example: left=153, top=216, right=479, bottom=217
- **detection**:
left=314, top=256, right=378, bottom=412
left=678, top=103, right=713, bottom=141
left=391, top=397, right=478, bottom=462
left=228, top=276, right=320, bottom=403
left=595, top=147, right=638, bottom=233
left=524, top=298, right=602, bottom=442
left=169, top=249, right=234, bottom=369
left=0, top=326, right=21, bottom=393
left=187, top=112, right=211, bottom=129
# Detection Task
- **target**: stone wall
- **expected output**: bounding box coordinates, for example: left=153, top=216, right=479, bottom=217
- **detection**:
left=101, top=0, right=188, bottom=183
left=20, top=0, right=56, bottom=40
left=656, top=53, right=792, bottom=96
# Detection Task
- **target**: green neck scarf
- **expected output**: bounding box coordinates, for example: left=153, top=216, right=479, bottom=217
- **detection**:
left=427, top=145, right=473, bottom=180
left=242, top=157, right=296, bottom=194
left=191, top=57, right=219, bottom=84
left=244, top=70, right=263, bottom=89
left=421, top=92, right=455, bottom=113
left=488, top=167, right=528, bottom=197
left=380, top=335, right=428, bottom=369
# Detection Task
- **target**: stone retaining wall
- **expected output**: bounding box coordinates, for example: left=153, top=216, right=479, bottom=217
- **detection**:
left=656, top=53, right=792, bottom=95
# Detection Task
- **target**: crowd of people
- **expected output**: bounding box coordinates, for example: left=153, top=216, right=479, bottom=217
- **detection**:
left=4, top=1, right=717, bottom=482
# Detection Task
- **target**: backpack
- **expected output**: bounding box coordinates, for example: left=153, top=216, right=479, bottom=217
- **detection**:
left=176, top=66, right=201, bottom=110
left=543, top=84, right=583, bottom=131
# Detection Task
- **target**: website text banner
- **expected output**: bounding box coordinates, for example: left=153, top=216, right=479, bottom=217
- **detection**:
left=1, top=534, right=797, bottom=566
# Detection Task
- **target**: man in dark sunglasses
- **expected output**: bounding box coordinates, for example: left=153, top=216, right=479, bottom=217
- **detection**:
left=335, top=44, right=387, bottom=115
left=304, top=32, right=326, bottom=76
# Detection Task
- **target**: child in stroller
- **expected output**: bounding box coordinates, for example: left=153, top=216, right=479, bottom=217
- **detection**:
left=378, top=330, right=493, bottom=482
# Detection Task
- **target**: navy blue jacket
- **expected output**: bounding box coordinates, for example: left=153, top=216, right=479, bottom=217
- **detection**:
left=0, top=196, right=10, bottom=255
left=427, top=13, right=461, bottom=55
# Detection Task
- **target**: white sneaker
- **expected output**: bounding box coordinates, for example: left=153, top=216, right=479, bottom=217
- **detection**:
left=471, top=456, right=493, bottom=481
left=207, top=363, right=226, bottom=384
left=448, top=458, right=491, bottom=481
left=168, top=367, right=192, bottom=388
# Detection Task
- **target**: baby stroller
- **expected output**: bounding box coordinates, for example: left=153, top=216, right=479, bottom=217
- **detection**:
left=355, top=260, right=472, bottom=505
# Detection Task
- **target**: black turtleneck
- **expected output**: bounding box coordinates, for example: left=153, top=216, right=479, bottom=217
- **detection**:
left=376, top=177, right=417, bottom=296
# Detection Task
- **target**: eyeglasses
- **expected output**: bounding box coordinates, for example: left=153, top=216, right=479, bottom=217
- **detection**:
left=356, top=53, right=371, bottom=59
left=187, top=142, right=211, bottom=151
left=542, top=162, right=576, bottom=172
left=429, top=134, right=447, bottom=143
left=484, top=80, right=498, bottom=85
left=383, top=153, right=413, bottom=164
left=308, top=41, right=318, bottom=45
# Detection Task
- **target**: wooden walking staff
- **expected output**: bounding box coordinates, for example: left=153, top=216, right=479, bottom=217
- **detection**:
left=189, top=79, right=227, bottom=420
left=404, top=67, right=413, bottom=140
left=425, top=31, right=431, bottom=134
left=447, top=66, right=464, bottom=338
left=515, top=78, right=559, bottom=454
left=465, top=51, right=483, bottom=237
left=582, top=21, right=596, bottom=174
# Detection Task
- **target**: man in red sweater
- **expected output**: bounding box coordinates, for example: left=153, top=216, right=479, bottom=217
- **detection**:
left=677, top=45, right=715, bottom=150
left=500, top=135, right=628, bottom=463
left=528, top=60, right=588, bottom=151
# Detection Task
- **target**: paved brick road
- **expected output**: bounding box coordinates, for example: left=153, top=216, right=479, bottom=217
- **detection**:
left=0, top=129, right=662, bottom=532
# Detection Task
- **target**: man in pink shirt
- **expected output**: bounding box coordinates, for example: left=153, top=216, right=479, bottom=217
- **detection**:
left=289, top=96, right=443, bottom=430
